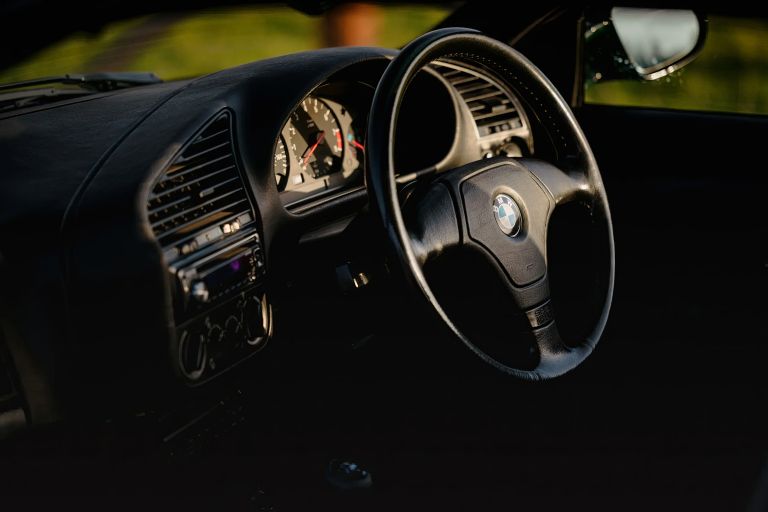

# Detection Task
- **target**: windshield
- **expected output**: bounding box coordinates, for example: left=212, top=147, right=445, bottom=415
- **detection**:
left=0, top=4, right=449, bottom=86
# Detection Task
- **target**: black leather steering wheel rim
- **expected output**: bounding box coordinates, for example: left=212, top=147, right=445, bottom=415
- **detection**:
left=366, top=28, right=615, bottom=380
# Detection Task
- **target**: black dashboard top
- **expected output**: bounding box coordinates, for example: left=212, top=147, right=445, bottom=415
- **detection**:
left=0, top=47, right=393, bottom=245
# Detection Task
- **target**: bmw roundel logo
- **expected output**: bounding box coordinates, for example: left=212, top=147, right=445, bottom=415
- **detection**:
left=493, top=194, right=522, bottom=237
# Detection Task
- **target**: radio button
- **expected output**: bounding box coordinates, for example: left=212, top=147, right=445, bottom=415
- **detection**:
left=191, top=281, right=210, bottom=303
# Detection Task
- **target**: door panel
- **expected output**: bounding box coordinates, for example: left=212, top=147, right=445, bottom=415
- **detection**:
left=577, top=104, right=768, bottom=348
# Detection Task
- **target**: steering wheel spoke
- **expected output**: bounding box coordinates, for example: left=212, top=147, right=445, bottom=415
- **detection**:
left=529, top=319, right=579, bottom=377
left=520, top=158, right=592, bottom=206
left=405, top=182, right=461, bottom=265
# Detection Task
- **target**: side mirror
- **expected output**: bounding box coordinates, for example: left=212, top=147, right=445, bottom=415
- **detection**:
left=584, top=7, right=707, bottom=83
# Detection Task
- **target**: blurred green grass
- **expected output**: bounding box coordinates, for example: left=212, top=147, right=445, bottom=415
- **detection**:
left=586, top=16, right=768, bottom=115
left=0, top=6, right=448, bottom=83
left=3, top=9, right=766, bottom=116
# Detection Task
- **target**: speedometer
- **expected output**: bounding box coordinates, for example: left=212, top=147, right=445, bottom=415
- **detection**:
left=289, top=97, right=344, bottom=179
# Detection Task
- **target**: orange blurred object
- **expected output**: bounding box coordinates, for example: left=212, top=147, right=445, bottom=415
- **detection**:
left=323, top=3, right=383, bottom=47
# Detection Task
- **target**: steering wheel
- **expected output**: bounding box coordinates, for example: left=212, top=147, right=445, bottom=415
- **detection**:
left=366, top=28, right=615, bottom=379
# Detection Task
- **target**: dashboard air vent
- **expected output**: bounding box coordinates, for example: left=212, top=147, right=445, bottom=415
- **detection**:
left=434, top=63, right=524, bottom=138
left=147, top=111, right=255, bottom=262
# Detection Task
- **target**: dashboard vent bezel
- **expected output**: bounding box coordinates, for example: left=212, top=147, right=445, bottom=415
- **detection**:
left=433, top=61, right=532, bottom=151
left=146, top=110, right=257, bottom=263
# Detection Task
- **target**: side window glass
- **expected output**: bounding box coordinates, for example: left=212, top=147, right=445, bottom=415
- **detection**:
left=584, top=8, right=768, bottom=115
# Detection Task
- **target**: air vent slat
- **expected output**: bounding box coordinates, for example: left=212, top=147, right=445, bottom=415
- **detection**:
left=176, top=140, right=231, bottom=164
left=191, top=127, right=229, bottom=146
left=450, top=75, right=483, bottom=86
left=153, top=153, right=233, bottom=187
left=151, top=164, right=237, bottom=200
left=462, top=90, right=505, bottom=103
left=159, top=210, right=254, bottom=252
left=150, top=184, right=244, bottom=230
left=440, top=69, right=463, bottom=78
left=473, top=107, right=518, bottom=122
left=146, top=111, right=256, bottom=261
left=184, top=134, right=230, bottom=157
left=156, top=199, right=250, bottom=244
left=455, top=82, right=494, bottom=94
left=151, top=186, right=246, bottom=230
left=148, top=194, right=189, bottom=215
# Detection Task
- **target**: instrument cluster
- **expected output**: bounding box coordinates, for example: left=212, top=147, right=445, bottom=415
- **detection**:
left=273, top=91, right=366, bottom=208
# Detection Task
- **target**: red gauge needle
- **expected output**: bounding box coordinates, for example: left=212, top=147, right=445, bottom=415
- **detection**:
left=335, top=130, right=343, bottom=152
left=351, top=139, right=365, bottom=152
left=302, top=131, right=325, bottom=165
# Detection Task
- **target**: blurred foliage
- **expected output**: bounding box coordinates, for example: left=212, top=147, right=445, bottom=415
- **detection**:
left=586, top=16, right=768, bottom=115
left=0, top=5, right=448, bottom=84
left=3, top=9, right=765, bottom=117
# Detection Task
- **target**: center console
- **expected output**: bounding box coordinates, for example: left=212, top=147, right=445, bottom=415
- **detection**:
left=146, top=110, right=270, bottom=384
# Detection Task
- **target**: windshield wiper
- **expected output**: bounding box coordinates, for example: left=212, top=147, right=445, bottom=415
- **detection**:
left=0, top=72, right=162, bottom=93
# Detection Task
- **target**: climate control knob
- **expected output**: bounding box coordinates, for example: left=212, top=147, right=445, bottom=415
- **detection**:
left=178, top=329, right=206, bottom=380
left=244, top=295, right=267, bottom=344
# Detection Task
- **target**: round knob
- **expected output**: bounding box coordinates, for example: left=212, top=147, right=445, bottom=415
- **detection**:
left=190, top=280, right=209, bottom=303
left=178, top=329, right=206, bottom=380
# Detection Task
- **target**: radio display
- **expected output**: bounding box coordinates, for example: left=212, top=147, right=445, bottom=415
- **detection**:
left=199, top=249, right=257, bottom=299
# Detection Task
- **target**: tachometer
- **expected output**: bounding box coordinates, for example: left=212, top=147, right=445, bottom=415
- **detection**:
left=289, top=97, right=343, bottom=179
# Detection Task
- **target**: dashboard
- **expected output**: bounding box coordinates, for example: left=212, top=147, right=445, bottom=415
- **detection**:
left=0, top=46, right=536, bottom=423
left=154, top=60, right=533, bottom=384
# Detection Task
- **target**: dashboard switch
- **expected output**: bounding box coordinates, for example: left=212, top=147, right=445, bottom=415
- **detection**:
left=191, top=280, right=210, bottom=303
left=336, top=263, right=371, bottom=293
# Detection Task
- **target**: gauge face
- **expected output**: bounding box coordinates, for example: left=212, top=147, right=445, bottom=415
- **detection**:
left=289, top=97, right=343, bottom=179
left=272, top=94, right=364, bottom=204
left=274, top=136, right=289, bottom=191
